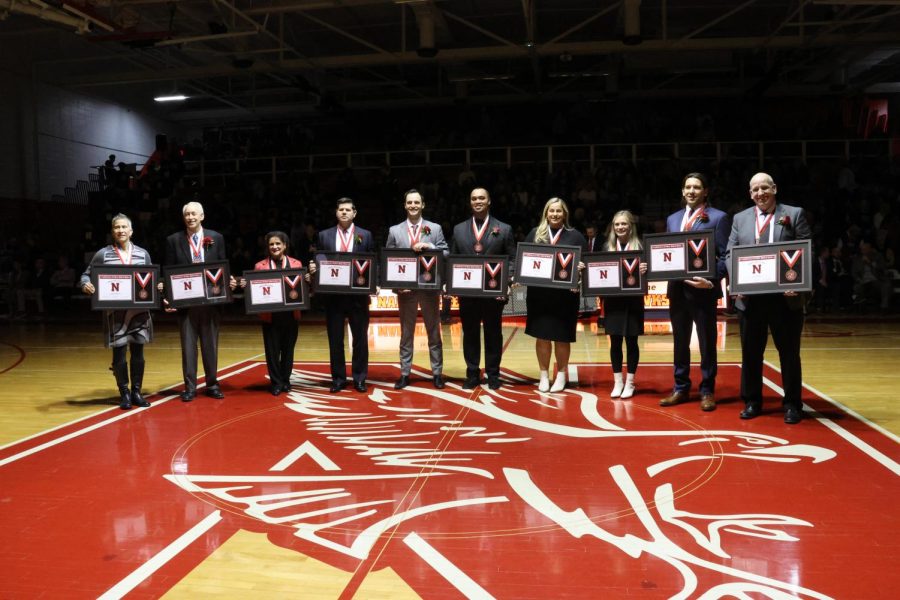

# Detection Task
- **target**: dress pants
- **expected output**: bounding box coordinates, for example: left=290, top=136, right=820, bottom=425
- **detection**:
left=668, top=284, right=718, bottom=394
left=325, top=296, right=370, bottom=385
left=738, top=294, right=804, bottom=410
left=262, top=312, right=299, bottom=389
left=459, top=296, right=504, bottom=379
left=397, top=291, right=442, bottom=376
left=177, top=305, right=220, bottom=392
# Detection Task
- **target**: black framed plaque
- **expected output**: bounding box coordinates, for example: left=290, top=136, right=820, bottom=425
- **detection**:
left=446, top=256, right=510, bottom=297
left=90, top=264, right=161, bottom=310
left=163, top=260, right=232, bottom=308
left=242, top=268, right=310, bottom=313
left=314, top=252, right=377, bottom=295
left=380, top=248, right=444, bottom=290
left=581, top=251, right=646, bottom=297
left=513, top=242, right=581, bottom=289
left=729, top=239, right=812, bottom=295
left=644, top=230, right=715, bottom=281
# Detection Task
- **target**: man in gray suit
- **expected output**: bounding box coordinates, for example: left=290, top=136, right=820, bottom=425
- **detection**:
left=385, top=189, right=449, bottom=389
left=164, top=201, right=228, bottom=402
left=725, top=172, right=811, bottom=424
left=450, top=187, right=515, bottom=390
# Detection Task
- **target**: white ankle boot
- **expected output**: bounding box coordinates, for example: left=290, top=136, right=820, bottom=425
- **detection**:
left=550, top=371, right=567, bottom=392
left=611, top=372, right=624, bottom=398
left=621, top=373, right=635, bottom=399
left=538, top=370, right=550, bottom=392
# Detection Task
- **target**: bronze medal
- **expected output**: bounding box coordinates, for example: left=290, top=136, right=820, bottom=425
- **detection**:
left=474, top=243, right=483, bottom=253
left=289, top=290, right=299, bottom=300
left=785, top=269, right=797, bottom=282
left=357, top=276, right=366, bottom=285
left=558, top=269, right=568, bottom=279
left=693, top=257, right=704, bottom=268
left=138, top=289, right=148, bottom=300
left=422, top=272, right=432, bottom=282
left=626, top=276, right=636, bottom=286
left=211, top=285, right=221, bottom=295
left=488, top=279, right=498, bottom=289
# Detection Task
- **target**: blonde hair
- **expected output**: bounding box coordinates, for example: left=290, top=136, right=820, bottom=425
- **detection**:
left=534, top=197, right=572, bottom=244
left=605, top=210, right=642, bottom=251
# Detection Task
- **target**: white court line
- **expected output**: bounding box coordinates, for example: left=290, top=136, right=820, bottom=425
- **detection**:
left=762, top=360, right=900, bottom=475
left=404, top=532, right=495, bottom=600
left=97, top=510, right=223, bottom=600
left=0, top=359, right=261, bottom=468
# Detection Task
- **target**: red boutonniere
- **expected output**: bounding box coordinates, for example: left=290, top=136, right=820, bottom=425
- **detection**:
left=354, top=234, right=362, bottom=244
left=422, top=225, right=431, bottom=235
left=491, top=226, right=501, bottom=236
left=698, top=211, right=709, bottom=223
left=202, top=236, right=214, bottom=248
left=777, top=215, right=791, bottom=228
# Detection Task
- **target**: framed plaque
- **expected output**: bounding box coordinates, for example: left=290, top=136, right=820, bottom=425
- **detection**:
left=90, top=264, right=161, bottom=310
left=242, top=268, right=310, bottom=313
left=581, top=251, right=646, bottom=297
left=314, top=252, right=377, bottom=295
left=729, top=239, right=812, bottom=295
left=379, top=248, right=444, bottom=290
left=446, top=256, right=510, bottom=297
left=643, top=230, right=715, bottom=281
left=514, top=242, right=581, bottom=289
left=163, top=260, right=232, bottom=309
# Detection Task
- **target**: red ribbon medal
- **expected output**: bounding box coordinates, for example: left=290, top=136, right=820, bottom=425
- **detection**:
left=622, top=258, right=639, bottom=286
left=205, top=268, right=223, bottom=295
left=688, top=238, right=707, bottom=269
left=284, top=274, right=302, bottom=300
left=472, top=218, right=489, bottom=254
left=354, top=259, right=370, bottom=286
left=419, top=255, right=436, bottom=282
left=135, top=271, right=152, bottom=300
left=781, top=249, right=803, bottom=282
left=556, top=252, right=573, bottom=280
left=485, top=261, right=502, bottom=290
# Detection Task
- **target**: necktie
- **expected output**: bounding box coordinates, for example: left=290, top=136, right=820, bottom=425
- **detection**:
left=192, top=233, right=201, bottom=262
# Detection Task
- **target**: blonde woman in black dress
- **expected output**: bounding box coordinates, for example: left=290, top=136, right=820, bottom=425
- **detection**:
left=524, top=198, right=587, bottom=392
left=602, top=210, right=647, bottom=399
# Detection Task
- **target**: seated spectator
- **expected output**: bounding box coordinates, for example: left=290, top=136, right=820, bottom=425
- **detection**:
left=49, top=255, right=77, bottom=305
left=852, top=242, right=892, bottom=311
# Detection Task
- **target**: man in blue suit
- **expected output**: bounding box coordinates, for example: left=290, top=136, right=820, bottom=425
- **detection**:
left=659, top=173, right=730, bottom=412
left=315, top=198, right=375, bottom=393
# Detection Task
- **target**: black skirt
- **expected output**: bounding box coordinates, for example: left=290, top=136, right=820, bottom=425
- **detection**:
left=602, top=296, right=645, bottom=337
left=525, top=286, right=580, bottom=342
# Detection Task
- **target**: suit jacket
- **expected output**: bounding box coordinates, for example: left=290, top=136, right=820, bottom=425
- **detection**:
left=725, top=203, right=811, bottom=311
left=385, top=219, right=448, bottom=254
left=665, top=205, right=730, bottom=299
left=316, top=225, right=375, bottom=254
left=165, top=229, right=227, bottom=266
left=253, top=255, right=303, bottom=322
left=450, top=215, right=515, bottom=259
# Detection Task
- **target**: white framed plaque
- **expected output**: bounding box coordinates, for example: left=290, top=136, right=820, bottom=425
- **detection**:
left=379, top=248, right=444, bottom=290
left=242, top=268, right=310, bottom=313
left=729, top=239, right=812, bottom=295
left=643, top=230, right=715, bottom=281
left=90, top=264, right=161, bottom=310
left=581, top=251, right=646, bottom=297
left=513, top=242, right=581, bottom=289
left=163, top=260, right=232, bottom=309
left=446, top=256, right=510, bottom=297
left=314, top=252, right=377, bottom=295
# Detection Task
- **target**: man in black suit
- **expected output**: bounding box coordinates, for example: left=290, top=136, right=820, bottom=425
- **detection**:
left=164, top=201, right=228, bottom=402
left=450, top=187, right=516, bottom=390
left=314, top=198, right=375, bottom=393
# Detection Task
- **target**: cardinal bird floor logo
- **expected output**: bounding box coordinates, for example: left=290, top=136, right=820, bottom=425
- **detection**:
left=1, top=361, right=899, bottom=599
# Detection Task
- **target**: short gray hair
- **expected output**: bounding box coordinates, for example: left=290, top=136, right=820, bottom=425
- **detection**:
left=182, top=201, right=204, bottom=215
left=111, top=213, right=132, bottom=228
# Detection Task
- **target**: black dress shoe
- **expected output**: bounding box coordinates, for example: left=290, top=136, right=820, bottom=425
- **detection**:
left=740, top=404, right=761, bottom=419
left=354, top=381, right=368, bottom=393
left=205, top=387, right=225, bottom=399
left=462, top=377, right=480, bottom=390
left=394, top=375, right=410, bottom=389
left=433, top=375, right=445, bottom=389
left=784, top=406, right=803, bottom=424
left=280, top=384, right=292, bottom=393
left=270, top=384, right=283, bottom=396
left=487, top=377, right=501, bottom=390
left=118, top=389, right=132, bottom=410
left=131, top=388, right=150, bottom=408
left=329, top=381, right=347, bottom=393
left=181, top=391, right=196, bottom=403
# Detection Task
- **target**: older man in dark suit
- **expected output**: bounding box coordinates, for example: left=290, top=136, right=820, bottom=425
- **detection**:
left=164, top=201, right=228, bottom=402
left=315, top=198, right=375, bottom=393
left=726, top=172, right=811, bottom=424
left=659, top=173, right=730, bottom=412
left=450, top=187, right=515, bottom=390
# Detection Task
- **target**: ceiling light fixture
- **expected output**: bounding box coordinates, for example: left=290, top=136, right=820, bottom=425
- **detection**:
left=154, top=94, right=188, bottom=102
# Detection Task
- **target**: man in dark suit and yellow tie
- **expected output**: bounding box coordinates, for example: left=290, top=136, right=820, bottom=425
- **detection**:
left=450, top=188, right=515, bottom=390
left=314, top=198, right=375, bottom=393
left=726, top=172, right=811, bottom=424
left=164, top=201, right=227, bottom=402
